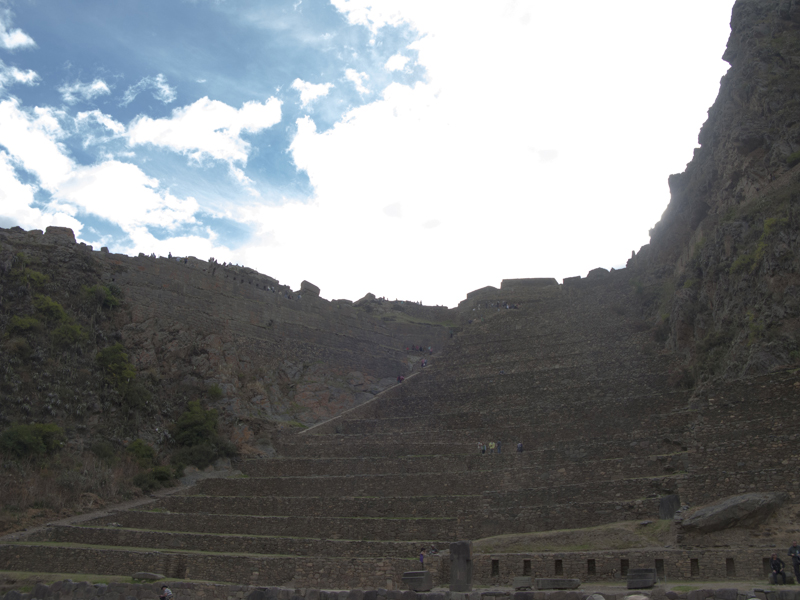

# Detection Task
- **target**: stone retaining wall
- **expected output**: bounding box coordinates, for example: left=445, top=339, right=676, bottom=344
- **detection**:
left=1, top=580, right=794, bottom=600
left=0, top=546, right=420, bottom=589
left=85, top=512, right=461, bottom=541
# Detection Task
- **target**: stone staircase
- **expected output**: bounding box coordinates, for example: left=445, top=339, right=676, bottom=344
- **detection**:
left=2, top=272, right=800, bottom=587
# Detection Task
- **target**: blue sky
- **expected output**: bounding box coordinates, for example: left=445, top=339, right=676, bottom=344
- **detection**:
left=0, top=0, right=736, bottom=306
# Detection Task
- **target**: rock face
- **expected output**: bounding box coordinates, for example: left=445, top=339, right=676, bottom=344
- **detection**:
left=628, top=0, right=800, bottom=384
left=0, top=226, right=455, bottom=451
left=680, top=492, right=786, bottom=533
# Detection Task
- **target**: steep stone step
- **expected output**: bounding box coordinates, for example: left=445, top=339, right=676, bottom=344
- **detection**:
left=193, top=471, right=494, bottom=497
left=31, top=525, right=432, bottom=558
left=330, top=401, right=691, bottom=435
left=0, top=543, right=420, bottom=588
left=241, top=451, right=688, bottom=484
left=85, top=510, right=465, bottom=541
left=278, top=419, right=692, bottom=457
left=153, top=494, right=480, bottom=519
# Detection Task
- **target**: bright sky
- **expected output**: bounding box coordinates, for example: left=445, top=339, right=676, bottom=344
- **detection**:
left=0, top=0, right=735, bottom=307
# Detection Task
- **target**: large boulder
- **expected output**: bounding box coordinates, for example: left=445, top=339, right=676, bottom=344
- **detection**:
left=680, top=492, right=786, bottom=533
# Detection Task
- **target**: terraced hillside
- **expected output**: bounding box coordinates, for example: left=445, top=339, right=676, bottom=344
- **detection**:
left=6, top=272, right=797, bottom=588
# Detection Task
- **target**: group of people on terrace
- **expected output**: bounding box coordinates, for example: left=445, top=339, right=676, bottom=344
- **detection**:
left=473, top=301, right=520, bottom=311
left=770, top=542, right=800, bottom=584
left=478, top=441, right=524, bottom=454
left=406, top=345, right=432, bottom=354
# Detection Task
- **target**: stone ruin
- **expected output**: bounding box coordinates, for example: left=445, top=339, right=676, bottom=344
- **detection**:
left=2, top=266, right=799, bottom=589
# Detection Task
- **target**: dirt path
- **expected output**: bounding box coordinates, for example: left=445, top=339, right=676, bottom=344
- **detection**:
left=0, top=480, right=192, bottom=543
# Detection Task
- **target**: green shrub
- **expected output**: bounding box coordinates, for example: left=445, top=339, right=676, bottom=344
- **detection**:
left=96, top=343, right=136, bottom=390
left=173, top=401, right=219, bottom=447
left=132, top=470, right=161, bottom=492
left=151, top=465, right=172, bottom=482
left=33, top=295, right=66, bottom=322
left=5, top=336, right=32, bottom=358
left=207, top=384, right=223, bottom=401
left=172, top=443, right=218, bottom=470
left=0, top=423, right=64, bottom=458
left=8, top=315, right=43, bottom=335
left=90, top=440, right=118, bottom=462
left=730, top=253, right=755, bottom=274
left=82, top=284, right=120, bottom=309
left=52, top=323, right=88, bottom=348
left=25, top=270, right=49, bottom=288
left=123, top=381, right=152, bottom=411
left=787, top=150, right=800, bottom=168
left=170, top=401, right=237, bottom=470
left=127, top=439, right=156, bottom=468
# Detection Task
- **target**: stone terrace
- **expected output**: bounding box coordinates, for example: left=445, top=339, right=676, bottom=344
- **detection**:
left=3, top=272, right=800, bottom=588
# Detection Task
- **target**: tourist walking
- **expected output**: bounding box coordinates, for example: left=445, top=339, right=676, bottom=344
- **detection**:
left=789, top=541, right=800, bottom=583
left=488, top=441, right=496, bottom=454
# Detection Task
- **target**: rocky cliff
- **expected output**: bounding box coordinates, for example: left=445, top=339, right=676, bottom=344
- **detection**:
left=629, top=0, right=800, bottom=384
left=0, top=226, right=455, bottom=447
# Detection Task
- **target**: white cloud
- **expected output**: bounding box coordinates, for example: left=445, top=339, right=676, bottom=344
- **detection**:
left=291, top=78, right=333, bottom=107
left=120, top=73, right=177, bottom=106
left=76, top=110, right=125, bottom=136
left=126, top=96, right=282, bottom=169
left=0, top=97, right=204, bottom=245
left=59, top=79, right=111, bottom=104
left=57, top=160, right=199, bottom=231
left=0, top=151, right=83, bottom=234
left=0, top=59, right=38, bottom=90
left=328, top=0, right=404, bottom=33
left=345, top=69, right=369, bottom=94
left=0, top=9, right=35, bottom=50
left=74, top=109, right=126, bottom=148
left=0, top=99, right=74, bottom=189
left=230, top=1, right=736, bottom=307
left=384, top=54, right=410, bottom=72
left=383, top=202, right=402, bottom=217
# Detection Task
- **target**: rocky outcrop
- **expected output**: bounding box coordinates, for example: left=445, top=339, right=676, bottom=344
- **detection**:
left=0, top=226, right=456, bottom=453
left=628, top=0, right=800, bottom=384
left=680, top=492, right=786, bottom=533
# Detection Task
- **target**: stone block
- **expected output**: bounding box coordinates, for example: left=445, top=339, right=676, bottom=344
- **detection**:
left=549, top=592, right=580, bottom=600
left=402, top=572, right=432, bottom=593
left=533, top=580, right=580, bottom=591
left=715, top=590, right=740, bottom=600
left=31, top=584, right=49, bottom=599
left=307, top=591, right=320, bottom=600
left=449, top=541, right=473, bottom=592
left=659, top=494, right=681, bottom=519
left=300, top=281, right=320, bottom=297
left=363, top=592, right=377, bottom=600
left=513, top=592, right=535, bottom=600
left=687, top=590, right=715, bottom=600
left=3, top=592, right=22, bottom=600
left=347, top=591, right=365, bottom=600
left=512, top=579, right=533, bottom=591
left=133, top=573, right=164, bottom=582
left=400, top=592, right=417, bottom=600
left=627, top=580, right=656, bottom=590
left=500, top=278, right=558, bottom=290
